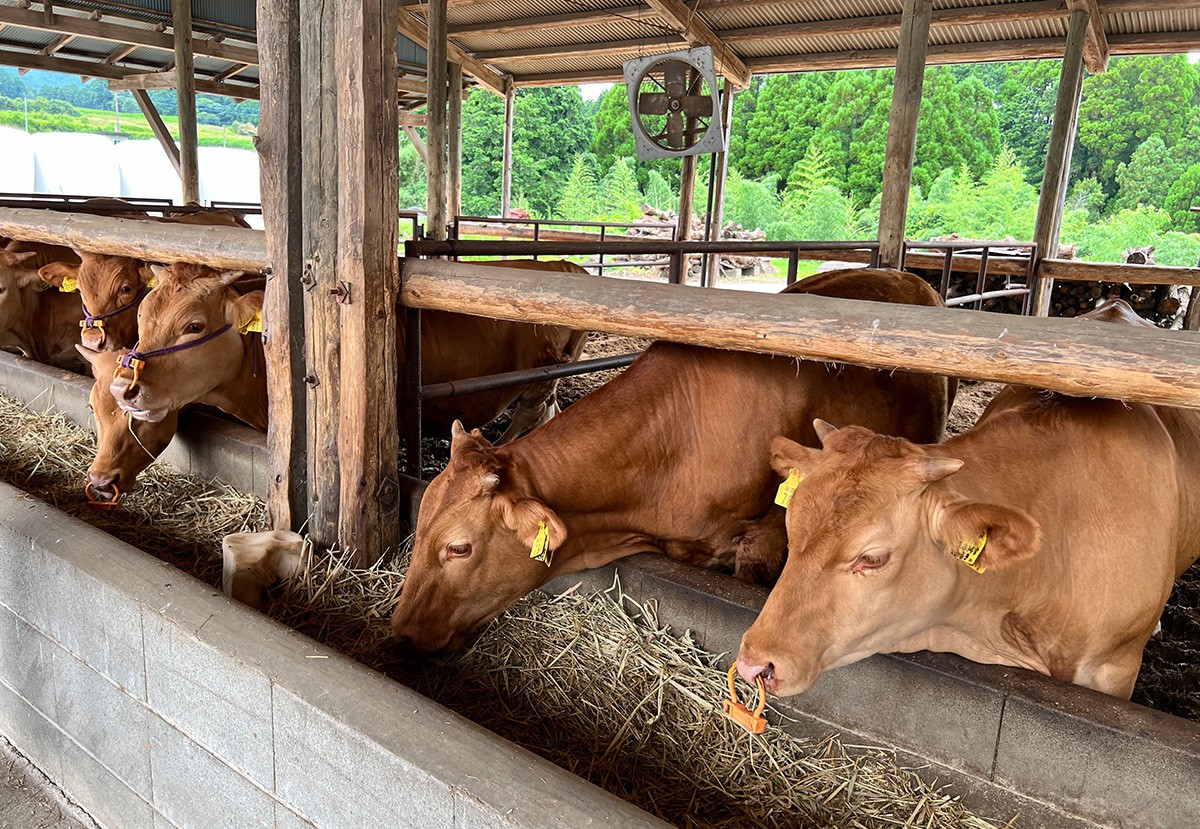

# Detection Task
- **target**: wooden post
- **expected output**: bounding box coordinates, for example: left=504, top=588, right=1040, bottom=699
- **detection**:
left=877, top=0, right=931, bottom=268
left=448, top=62, right=463, bottom=220
left=677, top=157, right=697, bottom=242
left=1031, top=9, right=1089, bottom=317
left=404, top=124, right=428, bottom=162
left=172, top=0, right=199, bottom=204
left=299, top=0, right=341, bottom=546
left=255, top=0, right=308, bottom=533
left=501, top=83, right=514, bottom=218
left=333, top=0, right=401, bottom=560
left=425, top=0, right=448, bottom=240
left=703, top=81, right=735, bottom=287
left=131, top=89, right=181, bottom=177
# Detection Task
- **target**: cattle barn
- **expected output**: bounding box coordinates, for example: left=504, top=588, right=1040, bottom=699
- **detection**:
left=0, top=1, right=1198, bottom=828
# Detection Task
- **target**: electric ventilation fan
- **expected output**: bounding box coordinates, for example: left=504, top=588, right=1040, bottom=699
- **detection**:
left=623, top=47, right=726, bottom=160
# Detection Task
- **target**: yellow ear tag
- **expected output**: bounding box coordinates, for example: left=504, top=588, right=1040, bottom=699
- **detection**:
left=147, top=274, right=157, bottom=288
left=59, top=276, right=78, bottom=293
left=951, top=531, right=988, bottom=573
left=239, top=310, right=263, bottom=335
left=529, top=521, right=552, bottom=567
left=774, top=468, right=803, bottom=508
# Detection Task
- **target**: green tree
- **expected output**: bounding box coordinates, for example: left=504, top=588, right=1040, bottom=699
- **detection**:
left=738, top=72, right=833, bottom=180
left=597, top=156, right=642, bottom=222
left=460, top=88, right=504, bottom=215
left=1113, top=135, right=1177, bottom=211
left=723, top=170, right=781, bottom=232
left=590, top=82, right=679, bottom=190
left=0, top=69, right=24, bottom=98
left=1065, top=176, right=1107, bottom=221
left=1164, top=162, right=1200, bottom=234
left=513, top=86, right=592, bottom=217
left=913, top=69, right=1001, bottom=195
left=555, top=153, right=600, bottom=221
left=992, top=60, right=1060, bottom=182
left=811, top=70, right=892, bottom=204
left=643, top=169, right=675, bottom=212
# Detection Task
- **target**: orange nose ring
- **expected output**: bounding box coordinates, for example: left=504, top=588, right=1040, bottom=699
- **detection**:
left=85, top=482, right=122, bottom=511
left=80, top=318, right=107, bottom=349
left=113, top=357, right=144, bottom=393
left=723, top=663, right=767, bottom=734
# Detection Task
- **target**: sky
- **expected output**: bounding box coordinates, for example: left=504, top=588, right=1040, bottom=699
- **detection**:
left=580, top=82, right=615, bottom=101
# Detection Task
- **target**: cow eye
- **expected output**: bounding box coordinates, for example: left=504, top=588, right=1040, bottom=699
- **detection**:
left=446, top=542, right=472, bottom=559
left=186, top=322, right=204, bottom=334
left=851, top=551, right=890, bottom=574
left=121, top=285, right=133, bottom=295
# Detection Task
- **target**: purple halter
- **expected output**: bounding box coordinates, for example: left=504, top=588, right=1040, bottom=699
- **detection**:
left=116, top=323, right=234, bottom=391
left=81, top=285, right=151, bottom=345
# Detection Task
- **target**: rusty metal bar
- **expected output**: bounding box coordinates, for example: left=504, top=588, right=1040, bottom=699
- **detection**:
left=421, top=352, right=641, bottom=400
left=786, top=250, right=799, bottom=286
left=974, top=247, right=991, bottom=310
left=944, top=287, right=1031, bottom=308
left=939, top=248, right=953, bottom=299
left=403, top=305, right=423, bottom=478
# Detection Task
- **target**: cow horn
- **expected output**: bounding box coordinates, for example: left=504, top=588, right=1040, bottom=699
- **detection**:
left=218, top=270, right=245, bottom=285
left=915, top=456, right=964, bottom=483
left=451, top=420, right=467, bottom=440
left=812, top=419, right=838, bottom=446
left=149, top=263, right=170, bottom=282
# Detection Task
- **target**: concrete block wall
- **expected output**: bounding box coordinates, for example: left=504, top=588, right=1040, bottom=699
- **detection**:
left=0, top=483, right=668, bottom=829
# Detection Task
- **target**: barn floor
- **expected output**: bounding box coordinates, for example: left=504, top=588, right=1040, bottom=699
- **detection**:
left=0, top=739, right=97, bottom=829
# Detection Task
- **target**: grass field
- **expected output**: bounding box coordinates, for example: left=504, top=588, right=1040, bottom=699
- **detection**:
left=0, top=106, right=256, bottom=150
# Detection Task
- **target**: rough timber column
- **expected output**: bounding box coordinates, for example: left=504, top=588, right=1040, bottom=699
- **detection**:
left=425, top=0, right=449, bottom=239
left=255, top=0, right=308, bottom=533
left=501, top=83, right=514, bottom=217
left=333, top=0, right=401, bottom=560
left=876, top=0, right=931, bottom=268
left=703, top=80, right=736, bottom=287
left=1031, top=9, right=1089, bottom=317
left=448, top=62, right=463, bottom=220
left=172, top=0, right=199, bottom=203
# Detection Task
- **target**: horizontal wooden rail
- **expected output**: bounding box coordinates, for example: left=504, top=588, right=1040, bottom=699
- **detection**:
left=1039, top=258, right=1200, bottom=287
left=0, top=207, right=268, bottom=271
left=401, top=259, right=1200, bottom=410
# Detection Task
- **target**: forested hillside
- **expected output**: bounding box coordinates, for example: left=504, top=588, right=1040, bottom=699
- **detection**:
left=5, top=55, right=1200, bottom=265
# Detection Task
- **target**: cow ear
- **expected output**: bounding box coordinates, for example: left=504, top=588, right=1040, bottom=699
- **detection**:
left=15, top=269, right=45, bottom=290
left=913, top=456, right=964, bottom=483
left=493, top=492, right=567, bottom=554
left=219, top=270, right=245, bottom=286
left=450, top=422, right=494, bottom=457
left=39, top=261, right=79, bottom=290
left=149, top=264, right=171, bottom=284
left=0, top=250, right=37, bottom=268
left=812, top=418, right=838, bottom=446
left=74, top=343, right=100, bottom=367
left=935, top=501, right=1041, bottom=572
left=228, top=290, right=263, bottom=332
left=769, top=435, right=822, bottom=479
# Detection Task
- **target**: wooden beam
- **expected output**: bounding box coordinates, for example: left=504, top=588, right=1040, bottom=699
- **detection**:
left=0, top=208, right=265, bottom=270
left=426, top=0, right=448, bottom=240
left=333, top=0, right=402, bottom=559
left=877, top=0, right=931, bottom=269
left=103, top=43, right=138, bottom=65
left=255, top=0, right=309, bottom=536
left=213, top=62, right=249, bottom=82
left=1039, top=259, right=1200, bottom=288
left=501, top=84, right=514, bottom=218
left=38, top=33, right=75, bottom=56
left=474, top=35, right=680, bottom=63
left=1067, top=0, right=1108, bottom=72
left=703, top=81, right=734, bottom=288
left=448, top=61, right=463, bottom=220
left=0, top=5, right=258, bottom=66
left=403, top=124, right=428, bottom=161
left=299, top=0, right=341, bottom=549
left=107, top=68, right=178, bottom=90
left=449, top=5, right=657, bottom=36
left=642, top=0, right=750, bottom=88
left=402, top=259, right=1200, bottom=410
left=397, top=7, right=509, bottom=96
left=397, top=110, right=427, bottom=127
left=130, top=89, right=181, bottom=176
left=1031, top=10, right=1088, bottom=316
left=397, top=76, right=427, bottom=95
left=1106, top=31, right=1200, bottom=56
left=173, top=0, right=199, bottom=205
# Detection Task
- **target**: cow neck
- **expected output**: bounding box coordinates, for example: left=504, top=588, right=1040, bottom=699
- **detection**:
left=495, top=355, right=684, bottom=574
left=196, top=331, right=268, bottom=431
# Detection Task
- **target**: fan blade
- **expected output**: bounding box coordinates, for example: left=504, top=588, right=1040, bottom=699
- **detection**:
left=638, top=93, right=670, bottom=115
left=667, top=111, right=684, bottom=148
left=681, top=96, right=714, bottom=119
left=664, top=61, right=688, bottom=96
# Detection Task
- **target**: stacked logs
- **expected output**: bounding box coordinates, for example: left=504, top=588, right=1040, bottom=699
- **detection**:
left=619, top=205, right=771, bottom=280
left=1048, top=246, right=1185, bottom=327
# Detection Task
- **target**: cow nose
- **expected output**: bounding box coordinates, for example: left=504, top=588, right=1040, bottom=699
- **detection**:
left=737, top=658, right=772, bottom=684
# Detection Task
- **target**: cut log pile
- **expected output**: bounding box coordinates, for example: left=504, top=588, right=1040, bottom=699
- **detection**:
left=614, top=205, right=771, bottom=280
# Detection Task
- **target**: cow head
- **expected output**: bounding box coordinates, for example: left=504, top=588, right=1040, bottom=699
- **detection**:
left=40, top=253, right=154, bottom=350
left=77, top=344, right=179, bottom=500
left=110, top=263, right=260, bottom=422
left=0, top=248, right=50, bottom=356
left=737, top=421, right=1040, bottom=697
left=390, top=422, right=567, bottom=654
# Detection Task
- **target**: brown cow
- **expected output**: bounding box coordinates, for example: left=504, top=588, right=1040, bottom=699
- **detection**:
left=390, top=268, right=955, bottom=654
left=0, top=241, right=85, bottom=371
left=736, top=299, right=1200, bottom=700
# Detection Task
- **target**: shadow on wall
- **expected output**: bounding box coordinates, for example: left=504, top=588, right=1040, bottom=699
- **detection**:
left=0, top=127, right=262, bottom=221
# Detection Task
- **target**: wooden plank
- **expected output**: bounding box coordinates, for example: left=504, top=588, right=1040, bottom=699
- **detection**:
left=1039, top=258, right=1200, bottom=288
left=426, top=0, right=449, bottom=240
left=1106, top=31, right=1200, bottom=56
left=403, top=124, right=428, bottom=161
left=397, top=7, right=509, bottom=96
left=397, top=110, right=427, bottom=126
left=255, top=0, right=308, bottom=534
left=449, top=5, right=657, bottom=36
left=448, top=61, right=463, bottom=220
left=39, top=33, right=76, bottom=56
left=130, top=89, right=182, bottom=176
left=300, top=0, right=341, bottom=548
left=877, top=0, right=931, bottom=268
left=0, top=4, right=258, bottom=66
left=1067, top=0, right=1108, bottom=72
left=474, top=35, right=680, bottom=62
left=501, top=84, right=514, bottom=218
left=334, top=0, right=402, bottom=561
left=108, top=68, right=178, bottom=91
left=173, top=0, right=199, bottom=205
left=0, top=207, right=266, bottom=270
left=643, top=0, right=750, bottom=88
left=401, top=259, right=1200, bottom=410
left=1031, top=10, right=1088, bottom=316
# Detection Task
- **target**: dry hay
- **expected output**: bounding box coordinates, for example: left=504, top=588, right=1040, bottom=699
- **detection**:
left=0, top=390, right=1193, bottom=824
left=269, top=547, right=1012, bottom=829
